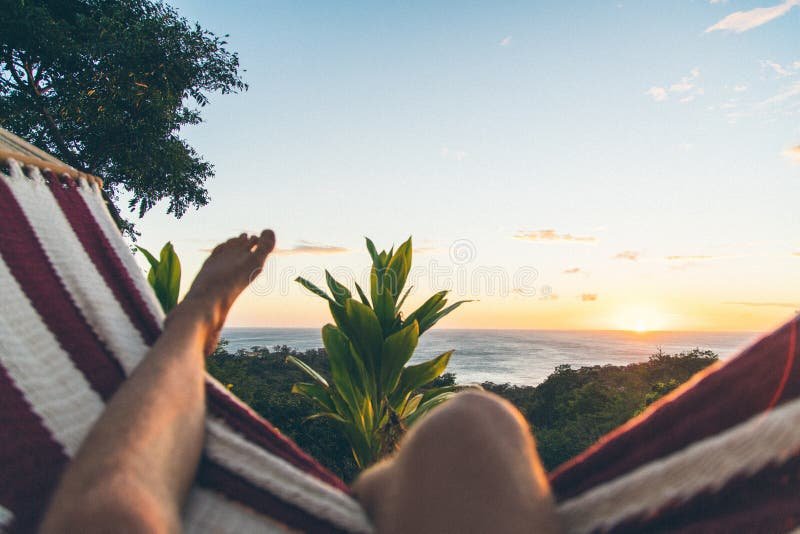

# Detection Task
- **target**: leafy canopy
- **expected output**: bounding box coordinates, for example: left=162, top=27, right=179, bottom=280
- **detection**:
left=289, top=237, right=472, bottom=468
left=0, top=0, right=247, bottom=236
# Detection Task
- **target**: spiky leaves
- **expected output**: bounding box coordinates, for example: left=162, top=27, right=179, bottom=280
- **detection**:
left=289, top=236, right=470, bottom=468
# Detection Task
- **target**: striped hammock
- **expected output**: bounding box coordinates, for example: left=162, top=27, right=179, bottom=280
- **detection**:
left=0, top=153, right=798, bottom=532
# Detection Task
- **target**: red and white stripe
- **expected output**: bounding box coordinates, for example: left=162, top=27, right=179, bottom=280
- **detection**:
left=557, top=394, right=800, bottom=533
left=0, top=160, right=372, bottom=533
left=551, top=315, right=800, bottom=532
left=3, top=155, right=799, bottom=533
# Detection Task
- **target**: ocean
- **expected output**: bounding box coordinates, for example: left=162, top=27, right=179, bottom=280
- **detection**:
left=221, top=328, right=760, bottom=386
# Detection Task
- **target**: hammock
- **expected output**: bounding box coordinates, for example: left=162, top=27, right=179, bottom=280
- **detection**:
left=0, top=135, right=798, bottom=532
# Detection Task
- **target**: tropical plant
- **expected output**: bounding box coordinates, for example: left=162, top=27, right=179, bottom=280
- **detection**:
left=288, top=237, right=470, bottom=468
left=136, top=242, right=181, bottom=313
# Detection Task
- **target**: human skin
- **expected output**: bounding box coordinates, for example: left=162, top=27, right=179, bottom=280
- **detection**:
left=40, top=228, right=561, bottom=534
left=353, top=390, right=563, bottom=534
left=40, top=230, right=275, bottom=534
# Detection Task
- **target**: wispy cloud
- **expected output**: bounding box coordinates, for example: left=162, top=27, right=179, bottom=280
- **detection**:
left=613, top=250, right=640, bottom=261
left=733, top=84, right=749, bottom=92
left=562, top=267, right=585, bottom=274
left=514, top=229, right=596, bottom=243
left=726, top=301, right=799, bottom=308
left=761, top=59, right=792, bottom=77
left=665, top=255, right=716, bottom=261
left=581, top=293, right=598, bottom=302
left=782, top=145, right=800, bottom=163
left=499, top=35, right=512, bottom=46
left=276, top=240, right=349, bottom=255
left=646, top=68, right=703, bottom=103
left=646, top=87, right=668, bottom=102
left=705, top=0, right=800, bottom=33
left=758, top=82, right=800, bottom=107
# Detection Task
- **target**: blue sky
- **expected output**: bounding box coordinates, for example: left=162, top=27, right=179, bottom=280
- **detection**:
left=132, top=0, right=799, bottom=331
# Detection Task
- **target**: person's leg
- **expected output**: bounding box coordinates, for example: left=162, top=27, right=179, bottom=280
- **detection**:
left=40, top=231, right=275, bottom=533
left=353, top=391, right=562, bottom=534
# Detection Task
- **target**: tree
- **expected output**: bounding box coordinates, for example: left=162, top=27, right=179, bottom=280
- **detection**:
left=0, top=0, right=247, bottom=236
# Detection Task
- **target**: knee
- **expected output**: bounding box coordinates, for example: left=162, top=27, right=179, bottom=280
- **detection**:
left=424, top=390, right=528, bottom=436
left=404, top=390, right=533, bottom=459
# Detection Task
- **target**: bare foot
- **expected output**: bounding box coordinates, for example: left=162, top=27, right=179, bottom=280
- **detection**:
left=172, top=230, right=275, bottom=353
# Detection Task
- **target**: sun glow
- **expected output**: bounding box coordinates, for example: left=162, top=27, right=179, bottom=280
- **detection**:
left=616, top=307, right=666, bottom=333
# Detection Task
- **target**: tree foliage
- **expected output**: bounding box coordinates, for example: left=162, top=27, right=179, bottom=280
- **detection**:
left=0, top=0, right=247, bottom=236
left=208, top=344, right=719, bottom=481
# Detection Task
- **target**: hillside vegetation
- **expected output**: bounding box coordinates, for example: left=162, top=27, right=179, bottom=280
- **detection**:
left=208, top=342, right=718, bottom=482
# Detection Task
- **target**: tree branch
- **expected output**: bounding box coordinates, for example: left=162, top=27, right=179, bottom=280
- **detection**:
left=4, top=51, right=129, bottom=234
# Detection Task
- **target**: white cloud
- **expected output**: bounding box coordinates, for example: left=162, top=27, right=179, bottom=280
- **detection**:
left=758, top=82, right=800, bottom=107
left=705, top=0, right=800, bottom=33
left=499, top=35, right=512, bottom=46
left=709, top=0, right=728, bottom=3
left=613, top=250, right=640, bottom=261
left=762, top=59, right=791, bottom=77
left=783, top=145, right=800, bottom=163
left=514, top=229, right=596, bottom=243
left=646, top=86, right=668, bottom=101
left=733, top=84, right=749, bottom=92
left=647, top=69, right=702, bottom=102
left=276, top=241, right=349, bottom=255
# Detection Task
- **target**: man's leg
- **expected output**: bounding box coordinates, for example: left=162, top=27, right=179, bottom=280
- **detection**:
left=40, top=231, right=275, bottom=533
left=354, top=391, right=562, bottom=534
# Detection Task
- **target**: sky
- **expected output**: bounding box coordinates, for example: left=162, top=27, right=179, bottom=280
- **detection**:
left=131, top=0, right=800, bottom=332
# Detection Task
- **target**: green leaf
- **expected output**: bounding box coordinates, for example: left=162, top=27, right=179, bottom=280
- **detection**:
left=354, top=282, right=371, bottom=307
left=291, top=382, right=336, bottom=412
left=405, top=291, right=447, bottom=328
left=322, top=324, right=366, bottom=417
left=135, top=245, right=159, bottom=271
left=397, top=350, right=453, bottom=394
left=328, top=301, right=351, bottom=336
left=370, top=268, right=396, bottom=333
left=419, top=300, right=472, bottom=334
left=325, top=270, right=352, bottom=305
left=303, top=412, right=348, bottom=424
left=405, top=392, right=457, bottom=426
left=296, top=276, right=334, bottom=304
left=400, top=393, right=423, bottom=418
left=343, top=299, right=383, bottom=381
left=286, top=356, right=329, bottom=388
left=155, top=242, right=181, bottom=312
left=380, top=321, right=419, bottom=392
left=365, top=237, right=380, bottom=267
left=139, top=242, right=181, bottom=313
left=385, top=237, right=412, bottom=299
left=395, top=285, right=413, bottom=313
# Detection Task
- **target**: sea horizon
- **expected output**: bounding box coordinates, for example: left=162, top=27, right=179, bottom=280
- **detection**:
left=220, top=326, right=762, bottom=386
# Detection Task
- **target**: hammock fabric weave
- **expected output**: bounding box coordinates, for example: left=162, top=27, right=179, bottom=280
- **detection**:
left=0, top=157, right=799, bottom=532
left=0, top=161, right=371, bottom=533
